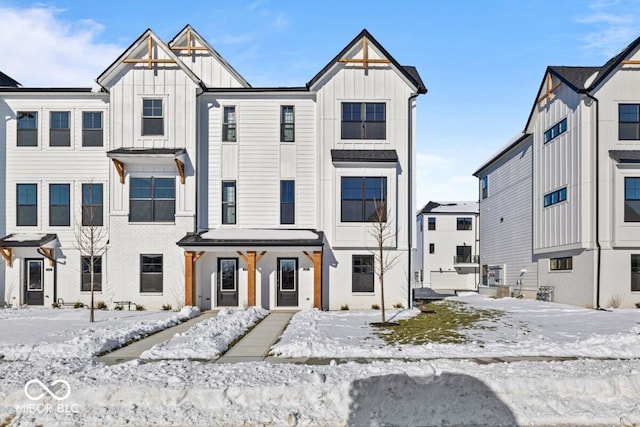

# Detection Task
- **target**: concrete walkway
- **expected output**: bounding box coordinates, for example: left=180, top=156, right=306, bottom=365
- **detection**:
left=215, top=311, right=296, bottom=364
left=98, top=310, right=218, bottom=365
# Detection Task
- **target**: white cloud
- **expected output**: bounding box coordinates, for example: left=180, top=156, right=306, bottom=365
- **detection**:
left=577, top=1, right=640, bottom=57
left=0, top=6, right=123, bottom=87
left=415, top=152, right=478, bottom=208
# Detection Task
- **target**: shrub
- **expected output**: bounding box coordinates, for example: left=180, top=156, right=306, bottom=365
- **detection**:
left=607, top=294, right=623, bottom=309
left=73, top=301, right=85, bottom=309
left=393, top=302, right=404, bottom=309
left=340, top=304, right=349, bottom=310
left=136, top=304, right=145, bottom=311
left=371, top=304, right=380, bottom=310
left=51, top=301, right=61, bottom=309
left=114, top=304, right=124, bottom=311
left=96, top=301, right=107, bottom=310
left=161, top=303, right=172, bottom=311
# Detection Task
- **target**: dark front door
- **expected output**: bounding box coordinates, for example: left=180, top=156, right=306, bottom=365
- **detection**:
left=277, top=258, right=298, bottom=307
left=25, top=259, right=44, bottom=305
left=217, top=258, right=238, bottom=306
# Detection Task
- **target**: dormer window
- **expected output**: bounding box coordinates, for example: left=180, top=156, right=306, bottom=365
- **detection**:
left=142, top=99, right=163, bottom=136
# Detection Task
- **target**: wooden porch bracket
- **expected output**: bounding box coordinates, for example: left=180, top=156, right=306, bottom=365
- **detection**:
left=184, top=251, right=205, bottom=307
left=0, top=247, right=12, bottom=267
left=175, top=159, right=185, bottom=184
left=112, top=159, right=125, bottom=184
left=40, top=247, right=55, bottom=267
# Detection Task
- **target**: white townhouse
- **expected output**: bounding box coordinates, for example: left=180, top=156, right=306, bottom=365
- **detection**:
left=414, top=201, right=479, bottom=292
left=476, top=35, right=640, bottom=308
left=0, top=26, right=426, bottom=311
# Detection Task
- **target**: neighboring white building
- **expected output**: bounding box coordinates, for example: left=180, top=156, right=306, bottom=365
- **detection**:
left=0, top=26, right=426, bottom=310
left=414, top=201, right=479, bottom=292
left=476, top=35, right=640, bottom=308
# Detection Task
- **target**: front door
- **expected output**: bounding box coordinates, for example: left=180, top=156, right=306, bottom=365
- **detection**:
left=217, top=258, right=238, bottom=306
left=25, top=259, right=44, bottom=305
left=277, top=258, right=298, bottom=307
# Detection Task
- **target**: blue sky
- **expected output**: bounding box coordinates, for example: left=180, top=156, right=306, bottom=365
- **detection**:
left=1, top=0, right=639, bottom=206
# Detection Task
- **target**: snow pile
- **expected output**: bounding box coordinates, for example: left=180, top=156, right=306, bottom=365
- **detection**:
left=0, top=306, right=200, bottom=361
left=140, top=307, right=268, bottom=360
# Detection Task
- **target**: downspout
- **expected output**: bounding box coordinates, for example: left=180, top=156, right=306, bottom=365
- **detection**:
left=407, top=93, right=418, bottom=309
left=584, top=91, right=601, bottom=309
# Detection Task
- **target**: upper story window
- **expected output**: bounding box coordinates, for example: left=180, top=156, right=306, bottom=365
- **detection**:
left=481, top=176, right=488, bottom=199
left=142, top=99, right=163, bottom=136
left=223, top=106, right=236, bottom=142
left=544, top=118, right=567, bottom=143
left=82, top=183, right=103, bottom=226
left=129, top=177, right=175, bottom=222
left=281, top=106, right=295, bottom=142
left=82, top=112, right=103, bottom=147
left=550, top=256, right=572, bottom=271
left=428, top=217, right=436, bottom=230
left=222, top=181, right=236, bottom=225
left=457, top=217, right=472, bottom=230
left=49, top=184, right=70, bottom=227
left=341, top=176, right=387, bottom=222
left=17, top=111, right=38, bottom=147
left=17, top=183, right=37, bottom=226
left=619, top=104, right=640, bottom=140
left=50, top=112, right=70, bottom=147
left=341, top=102, right=386, bottom=139
left=280, top=180, right=295, bottom=225
left=543, top=187, right=567, bottom=207
left=625, top=177, right=640, bottom=222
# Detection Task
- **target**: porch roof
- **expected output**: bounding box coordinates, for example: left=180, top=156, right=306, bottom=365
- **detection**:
left=106, top=147, right=187, bottom=184
left=0, top=233, right=58, bottom=248
left=331, top=149, right=398, bottom=163
left=609, top=150, right=640, bottom=163
left=177, top=229, right=324, bottom=248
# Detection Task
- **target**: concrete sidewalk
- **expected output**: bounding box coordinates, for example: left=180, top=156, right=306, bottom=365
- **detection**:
left=216, top=311, right=296, bottom=364
left=99, top=310, right=218, bottom=365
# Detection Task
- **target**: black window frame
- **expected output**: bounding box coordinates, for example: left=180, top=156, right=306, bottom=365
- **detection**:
left=341, top=102, right=386, bottom=139
left=619, top=104, right=640, bottom=140
left=49, top=111, right=70, bottom=147
left=142, top=98, right=164, bottom=136
left=481, top=176, right=488, bottom=199
left=625, top=177, right=640, bottom=222
left=49, top=183, right=70, bottom=227
left=280, top=105, right=295, bottom=142
left=140, top=254, right=163, bottom=293
left=82, top=111, right=103, bottom=147
left=456, top=245, right=472, bottom=263
left=17, top=183, right=37, bottom=226
left=222, top=180, right=236, bottom=225
left=427, top=217, right=436, bottom=230
left=278, top=258, right=298, bottom=292
left=222, top=106, right=236, bottom=142
left=129, top=177, right=175, bottom=223
left=429, top=243, right=435, bottom=254
left=544, top=118, right=567, bottom=143
left=550, top=256, right=572, bottom=271
left=352, top=255, right=374, bottom=293
left=543, top=187, right=567, bottom=208
left=17, top=111, right=38, bottom=147
left=457, top=217, right=472, bottom=230
left=280, top=180, right=295, bottom=225
left=81, top=255, right=102, bottom=292
left=340, top=176, right=387, bottom=223
left=82, top=183, right=103, bottom=226
left=631, top=254, right=640, bottom=292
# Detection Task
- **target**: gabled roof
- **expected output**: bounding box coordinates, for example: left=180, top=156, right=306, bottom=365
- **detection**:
left=419, top=201, right=478, bottom=215
left=168, top=25, right=250, bottom=88
left=473, top=132, right=532, bottom=176
left=549, top=66, right=601, bottom=92
left=0, top=71, right=20, bottom=87
left=97, top=28, right=204, bottom=90
left=307, top=29, right=427, bottom=94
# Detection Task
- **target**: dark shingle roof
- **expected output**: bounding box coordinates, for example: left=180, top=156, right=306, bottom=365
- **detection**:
left=0, top=233, right=57, bottom=247
left=331, top=149, right=398, bottom=163
left=609, top=150, right=640, bottom=163
left=549, top=66, right=600, bottom=91
left=107, top=148, right=185, bottom=156
left=0, top=71, right=20, bottom=87
left=177, top=230, right=324, bottom=247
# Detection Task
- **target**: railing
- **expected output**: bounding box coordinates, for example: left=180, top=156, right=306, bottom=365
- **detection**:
left=453, top=255, right=480, bottom=265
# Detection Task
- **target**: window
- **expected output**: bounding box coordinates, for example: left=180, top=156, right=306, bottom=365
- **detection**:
left=129, top=177, right=175, bottom=222
left=631, top=255, right=640, bottom=291
left=82, top=183, right=103, bottom=226
left=140, top=255, right=163, bottom=293
left=49, top=184, right=70, bottom=226
left=142, top=99, right=163, bottom=135
left=550, top=256, right=572, bottom=271
left=625, top=178, right=640, bottom=222
left=428, top=217, right=436, bottom=230
left=219, top=258, right=237, bottom=291
left=17, top=111, right=38, bottom=146
left=223, top=106, right=236, bottom=142
left=544, top=118, right=567, bottom=143
left=280, top=180, right=295, bottom=224
left=278, top=258, right=298, bottom=292
left=456, top=246, right=472, bottom=263
left=82, top=112, right=103, bottom=146
left=429, top=243, right=435, bottom=254
left=17, top=184, right=37, bottom=226
left=352, top=255, right=374, bottom=293
left=222, top=181, right=236, bottom=224
left=619, top=104, right=640, bottom=140
left=50, top=112, right=70, bottom=147
left=481, top=176, right=488, bottom=199
left=81, top=256, right=102, bottom=292
left=418, top=216, right=423, bottom=232
left=543, top=187, right=567, bottom=207
left=341, top=102, right=386, bottom=139
left=281, top=106, right=294, bottom=142
left=341, top=176, right=387, bottom=222
left=457, top=217, right=472, bottom=230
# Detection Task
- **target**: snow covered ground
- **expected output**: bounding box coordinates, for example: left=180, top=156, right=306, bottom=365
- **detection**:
left=1, top=296, right=639, bottom=426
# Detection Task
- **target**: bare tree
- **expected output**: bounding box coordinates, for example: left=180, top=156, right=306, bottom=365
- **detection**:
left=369, top=199, right=402, bottom=324
left=74, top=182, right=107, bottom=323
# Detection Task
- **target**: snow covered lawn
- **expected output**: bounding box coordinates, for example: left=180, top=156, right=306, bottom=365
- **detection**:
left=0, top=306, right=199, bottom=361
left=272, top=295, right=640, bottom=359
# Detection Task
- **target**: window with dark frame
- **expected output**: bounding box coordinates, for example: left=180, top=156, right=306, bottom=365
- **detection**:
left=49, top=184, right=70, bottom=227
left=281, top=105, right=294, bottom=142
left=429, top=243, right=435, bottom=254
left=481, top=176, right=488, bottom=199
left=278, top=258, right=297, bottom=291
left=81, top=256, right=102, bottom=291
left=341, top=176, right=387, bottom=222
left=223, top=106, right=236, bottom=142
left=543, top=187, right=567, bottom=208
left=82, top=183, right=103, bottom=226
left=140, top=254, right=163, bottom=293
left=82, top=112, right=103, bottom=147
left=142, top=99, right=163, bottom=136
left=428, top=217, right=436, bottom=230
left=50, top=111, right=70, bottom=146
left=17, top=184, right=37, bottom=226
left=457, top=217, right=472, bottom=230
left=631, top=255, right=640, bottom=292
left=129, top=177, right=175, bottom=222
left=280, top=180, right=295, bottom=224
left=17, top=111, right=38, bottom=146
left=550, top=256, right=572, bottom=271
left=456, top=245, right=472, bottom=263
left=619, top=104, right=640, bottom=140
left=341, top=102, right=386, bottom=139
left=352, top=255, right=374, bottom=293
left=544, top=118, right=567, bottom=143
left=625, top=177, right=640, bottom=222
left=222, top=181, right=236, bottom=224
